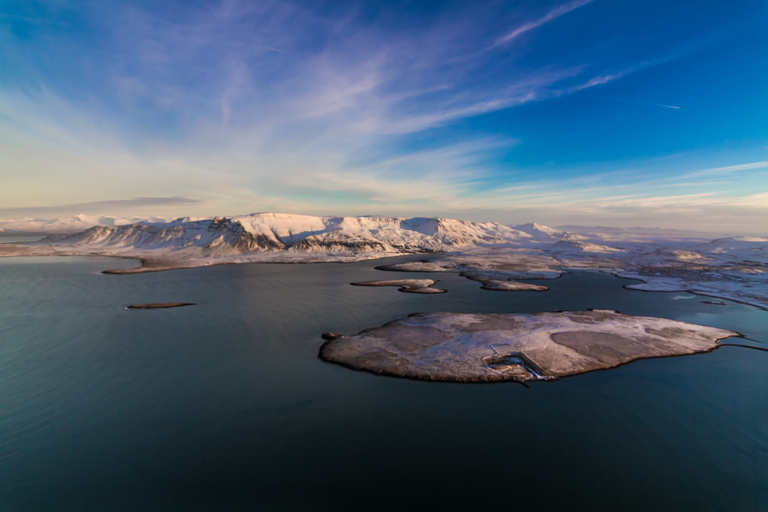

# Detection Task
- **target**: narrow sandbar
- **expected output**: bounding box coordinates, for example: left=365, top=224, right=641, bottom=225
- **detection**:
left=126, top=302, right=197, bottom=309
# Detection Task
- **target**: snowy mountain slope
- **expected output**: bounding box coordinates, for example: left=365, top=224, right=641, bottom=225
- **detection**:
left=233, top=213, right=532, bottom=248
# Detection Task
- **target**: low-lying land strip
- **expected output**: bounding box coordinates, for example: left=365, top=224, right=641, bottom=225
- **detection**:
left=126, top=303, right=197, bottom=309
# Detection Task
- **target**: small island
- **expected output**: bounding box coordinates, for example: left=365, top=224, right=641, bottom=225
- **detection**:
left=126, top=302, right=197, bottom=309
left=351, top=279, right=447, bottom=294
left=477, top=280, right=548, bottom=291
left=374, top=256, right=559, bottom=291
left=464, top=277, right=549, bottom=291
left=319, top=310, right=738, bottom=383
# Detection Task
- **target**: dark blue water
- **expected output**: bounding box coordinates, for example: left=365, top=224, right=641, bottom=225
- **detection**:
left=1, top=256, right=766, bottom=511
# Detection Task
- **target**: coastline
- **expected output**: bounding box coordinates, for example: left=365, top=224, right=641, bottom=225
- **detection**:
left=2, top=240, right=766, bottom=310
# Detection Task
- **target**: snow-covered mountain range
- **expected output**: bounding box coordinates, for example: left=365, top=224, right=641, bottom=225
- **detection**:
left=1, top=211, right=765, bottom=307
left=36, top=212, right=545, bottom=255
left=5, top=212, right=765, bottom=266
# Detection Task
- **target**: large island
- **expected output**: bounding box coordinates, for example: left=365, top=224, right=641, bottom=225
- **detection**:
left=319, top=310, right=739, bottom=383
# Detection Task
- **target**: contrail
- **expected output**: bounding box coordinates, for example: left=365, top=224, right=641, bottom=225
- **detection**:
left=594, top=96, right=680, bottom=109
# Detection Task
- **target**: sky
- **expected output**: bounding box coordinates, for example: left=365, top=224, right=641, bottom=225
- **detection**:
left=1, top=0, right=767, bottom=233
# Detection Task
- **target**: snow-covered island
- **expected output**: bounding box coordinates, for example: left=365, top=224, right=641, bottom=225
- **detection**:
left=319, top=310, right=739, bottom=383
left=1, top=212, right=766, bottom=308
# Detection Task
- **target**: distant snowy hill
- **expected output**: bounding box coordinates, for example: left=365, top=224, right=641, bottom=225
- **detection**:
left=510, top=222, right=587, bottom=241
left=0, top=214, right=174, bottom=233
left=554, top=225, right=714, bottom=240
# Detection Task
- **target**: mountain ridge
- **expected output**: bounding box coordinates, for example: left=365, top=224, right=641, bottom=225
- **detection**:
left=37, top=213, right=540, bottom=256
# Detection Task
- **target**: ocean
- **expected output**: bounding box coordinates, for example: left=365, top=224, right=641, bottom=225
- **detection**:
left=1, top=255, right=766, bottom=511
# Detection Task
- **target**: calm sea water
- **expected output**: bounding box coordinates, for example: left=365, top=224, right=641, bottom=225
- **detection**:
left=1, top=256, right=766, bottom=511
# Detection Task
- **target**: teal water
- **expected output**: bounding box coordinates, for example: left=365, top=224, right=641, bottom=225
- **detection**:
left=1, top=256, right=766, bottom=511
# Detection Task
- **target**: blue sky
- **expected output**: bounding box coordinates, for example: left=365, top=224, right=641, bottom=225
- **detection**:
left=1, top=0, right=766, bottom=232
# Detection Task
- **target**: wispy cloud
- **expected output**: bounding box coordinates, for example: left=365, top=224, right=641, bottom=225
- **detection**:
left=1, top=0, right=762, bottom=233
left=594, top=96, right=681, bottom=109
left=494, top=0, right=595, bottom=46
left=567, top=71, right=629, bottom=92
left=0, top=197, right=201, bottom=217
left=0, top=1, right=614, bottom=149
left=679, top=161, right=768, bottom=179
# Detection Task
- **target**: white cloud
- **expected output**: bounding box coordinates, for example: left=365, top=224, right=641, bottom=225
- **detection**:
left=680, top=161, right=768, bottom=179
left=567, top=71, right=628, bottom=92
